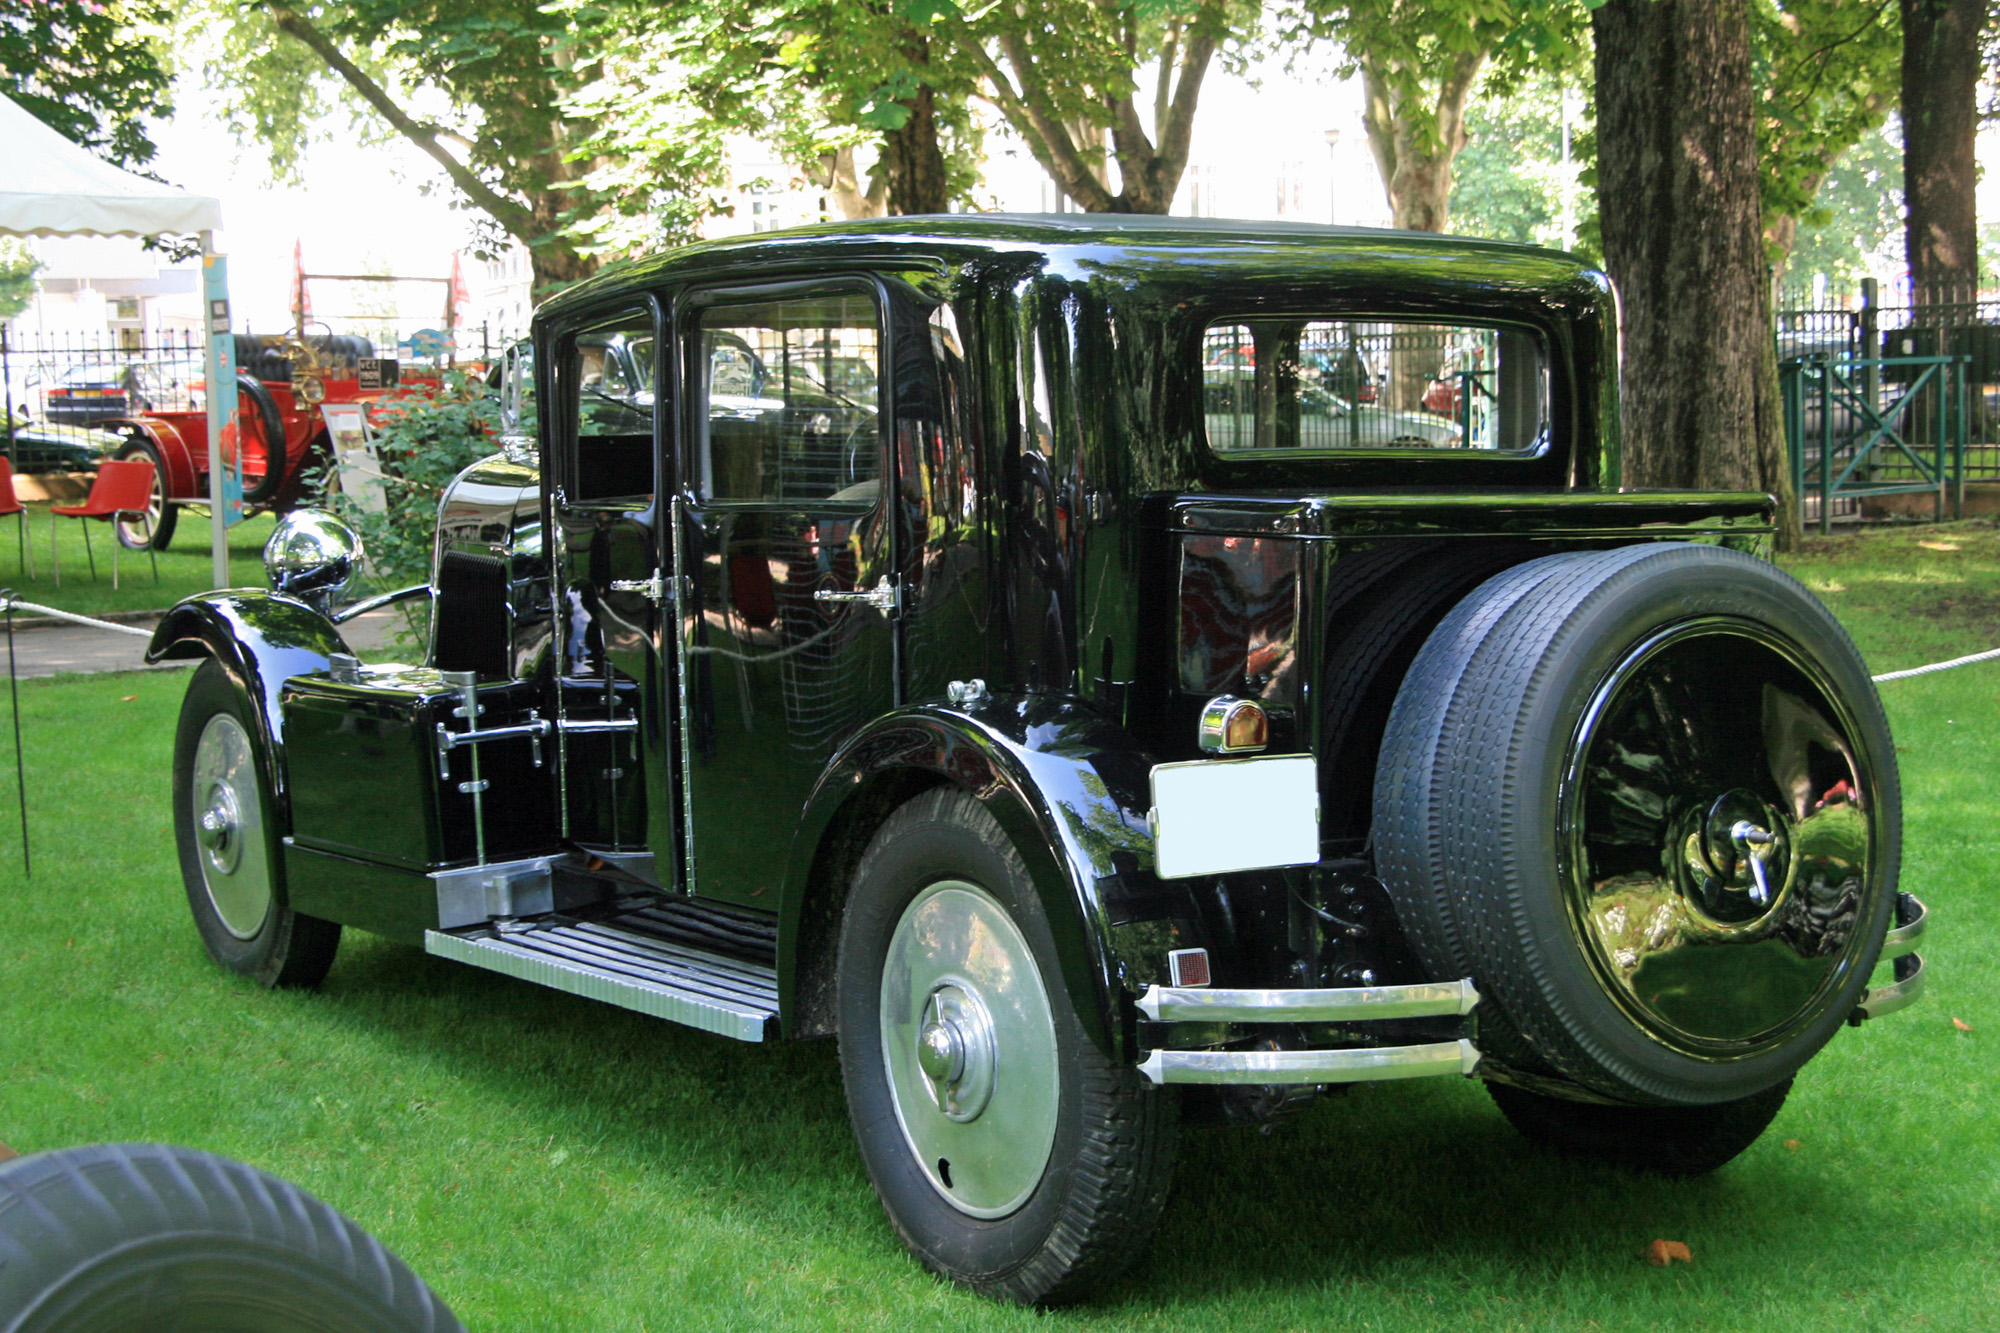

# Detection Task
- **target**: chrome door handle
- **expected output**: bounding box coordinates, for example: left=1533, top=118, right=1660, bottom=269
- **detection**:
left=609, top=574, right=671, bottom=604
left=814, top=574, right=898, bottom=613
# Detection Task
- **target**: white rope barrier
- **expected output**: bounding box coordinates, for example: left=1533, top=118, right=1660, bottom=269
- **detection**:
left=0, top=597, right=154, bottom=638
left=1873, top=646, right=2000, bottom=683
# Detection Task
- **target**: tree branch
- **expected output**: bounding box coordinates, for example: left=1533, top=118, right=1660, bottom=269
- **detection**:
left=263, top=1, right=543, bottom=241
left=947, top=23, right=1115, bottom=209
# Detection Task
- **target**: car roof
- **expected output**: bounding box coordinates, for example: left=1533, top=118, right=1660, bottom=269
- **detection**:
left=539, top=214, right=1604, bottom=324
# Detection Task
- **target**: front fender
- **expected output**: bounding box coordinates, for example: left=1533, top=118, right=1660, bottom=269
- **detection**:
left=781, top=693, right=1158, bottom=1060
left=147, top=591, right=352, bottom=818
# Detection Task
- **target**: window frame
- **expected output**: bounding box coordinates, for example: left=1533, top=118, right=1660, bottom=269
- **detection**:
left=674, top=275, right=893, bottom=511
left=1195, top=310, right=1555, bottom=461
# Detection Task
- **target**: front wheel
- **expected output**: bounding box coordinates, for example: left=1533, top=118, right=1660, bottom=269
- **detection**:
left=172, top=659, right=339, bottom=988
left=111, top=440, right=175, bottom=551
left=836, top=788, right=1177, bottom=1305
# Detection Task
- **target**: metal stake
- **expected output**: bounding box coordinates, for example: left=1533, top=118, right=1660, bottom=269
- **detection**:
left=4, top=592, right=26, bottom=877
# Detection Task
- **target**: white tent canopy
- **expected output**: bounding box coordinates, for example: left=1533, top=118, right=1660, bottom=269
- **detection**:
left=0, top=91, right=221, bottom=237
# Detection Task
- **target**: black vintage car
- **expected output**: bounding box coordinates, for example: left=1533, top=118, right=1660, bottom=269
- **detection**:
left=150, top=217, right=1926, bottom=1305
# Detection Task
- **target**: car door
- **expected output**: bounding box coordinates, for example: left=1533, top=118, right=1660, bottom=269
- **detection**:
left=547, top=301, right=677, bottom=881
left=673, top=279, right=901, bottom=906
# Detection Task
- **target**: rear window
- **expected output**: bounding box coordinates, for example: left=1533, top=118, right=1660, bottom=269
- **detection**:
left=1202, top=318, right=1550, bottom=455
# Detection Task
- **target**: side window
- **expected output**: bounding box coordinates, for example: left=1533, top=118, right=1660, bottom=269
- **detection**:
left=1202, top=318, right=1549, bottom=454
left=694, top=291, right=881, bottom=504
left=564, top=311, right=656, bottom=502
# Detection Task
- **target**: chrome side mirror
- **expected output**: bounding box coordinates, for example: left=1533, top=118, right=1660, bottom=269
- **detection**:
left=264, top=510, right=363, bottom=615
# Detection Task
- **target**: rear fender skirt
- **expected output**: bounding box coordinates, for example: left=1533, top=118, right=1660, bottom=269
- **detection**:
left=146, top=592, right=352, bottom=822
left=782, top=695, right=1158, bottom=1060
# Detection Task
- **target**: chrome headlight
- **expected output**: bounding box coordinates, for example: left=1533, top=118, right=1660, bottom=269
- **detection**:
left=264, top=510, right=362, bottom=613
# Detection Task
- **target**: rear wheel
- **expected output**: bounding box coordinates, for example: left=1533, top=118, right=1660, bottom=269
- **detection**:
left=836, top=788, right=1177, bottom=1305
left=173, top=659, right=339, bottom=988
left=1375, top=543, right=1898, bottom=1107
left=110, top=440, right=175, bottom=551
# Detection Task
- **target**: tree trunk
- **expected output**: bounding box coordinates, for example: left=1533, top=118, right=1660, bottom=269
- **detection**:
left=1359, top=50, right=1485, bottom=233
left=1901, top=0, right=1983, bottom=302
left=880, top=38, right=950, bottom=215
left=814, top=146, right=885, bottom=220
left=1593, top=0, right=1796, bottom=546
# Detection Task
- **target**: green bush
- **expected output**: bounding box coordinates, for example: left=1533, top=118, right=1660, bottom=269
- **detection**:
left=313, top=370, right=504, bottom=589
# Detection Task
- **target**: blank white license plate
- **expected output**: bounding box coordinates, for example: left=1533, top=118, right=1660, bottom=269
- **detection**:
left=1149, top=754, right=1319, bottom=880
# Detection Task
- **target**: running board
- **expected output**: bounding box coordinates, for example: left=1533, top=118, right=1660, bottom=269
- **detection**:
left=426, top=909, right=779, bottom=1042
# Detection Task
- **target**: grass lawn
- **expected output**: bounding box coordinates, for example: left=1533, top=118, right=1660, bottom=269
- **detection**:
left=0, top=506, right=277, bottom=618
left=0, top=524, right=1994, bottom=1331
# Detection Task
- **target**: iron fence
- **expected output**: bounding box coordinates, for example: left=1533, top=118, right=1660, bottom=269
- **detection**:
left=1776, top=278, right=2000, bottom=491
left=1781, top=353, right=1969, bottom=534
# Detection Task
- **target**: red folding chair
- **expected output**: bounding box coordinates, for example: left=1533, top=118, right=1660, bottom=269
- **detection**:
left=49, top=458, right=159, bottom=590
left=0, top=456, right=32, bottom=581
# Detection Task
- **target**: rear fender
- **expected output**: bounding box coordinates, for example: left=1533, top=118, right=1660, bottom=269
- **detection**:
left=780, top=694, right=1159, bottom=1060
left=103, top=416, right=198, bottom=499
left=146, top=592, right=351, bottom=822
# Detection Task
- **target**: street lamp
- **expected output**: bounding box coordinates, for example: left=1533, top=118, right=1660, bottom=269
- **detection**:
left=1323, top=128, right=1341, bottom=225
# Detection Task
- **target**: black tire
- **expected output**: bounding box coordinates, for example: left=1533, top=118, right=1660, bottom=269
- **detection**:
left=1487, top=1077, right=1792, bottom=1177
left=0, top=1142, right=463, bottom=1333
left=836, top=788, right=1178, bottom=1305
left=1374, top=543, right=1899, bottom=1107
left=236, top=374, right=288, bottom=505
left=111, top=439, right=176, bottom=551
left=173, top=659, right=340, bottom=989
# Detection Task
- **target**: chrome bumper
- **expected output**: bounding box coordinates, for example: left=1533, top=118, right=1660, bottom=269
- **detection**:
left=1854, top=893, right=1928, bottom=1022
left=1133, top=977, right=1483, bottom=1086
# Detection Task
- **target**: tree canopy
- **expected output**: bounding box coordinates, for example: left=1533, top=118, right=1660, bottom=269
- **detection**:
left=1, top=0, right=174, bottom=168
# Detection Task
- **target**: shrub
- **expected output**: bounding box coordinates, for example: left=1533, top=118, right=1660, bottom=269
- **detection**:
left=313, top=370, right=503, bottom=589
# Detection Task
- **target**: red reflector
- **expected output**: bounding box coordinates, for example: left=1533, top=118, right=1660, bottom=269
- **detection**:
left=1223, top=705, right=1268, bottom=751
left=1168, top=948, right=1211, bottom=988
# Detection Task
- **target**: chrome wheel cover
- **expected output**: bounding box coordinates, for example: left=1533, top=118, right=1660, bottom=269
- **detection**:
left=1560, top=618, right=1881, bottom=1054
left=191, top=713, right=272, bottom=940
left=880, top=879, right=1059, bottom=1218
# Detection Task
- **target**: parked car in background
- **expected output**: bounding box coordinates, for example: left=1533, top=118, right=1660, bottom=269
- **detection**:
left=150, top=216, right=1926, bottom=1306
left=2, top=408, right=122, bottom=473
left=41, top=360, right=169, bottom=425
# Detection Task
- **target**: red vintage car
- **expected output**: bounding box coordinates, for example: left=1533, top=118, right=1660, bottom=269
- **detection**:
left=101, top=335, right=433, bottom=550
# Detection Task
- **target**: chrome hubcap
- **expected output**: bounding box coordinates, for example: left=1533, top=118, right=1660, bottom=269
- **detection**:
left=190, top=713, right=272, bottom=940
left=881, top=880, right=1058, bottom=1218
left=1563, top=619, right=1880, bottom=1052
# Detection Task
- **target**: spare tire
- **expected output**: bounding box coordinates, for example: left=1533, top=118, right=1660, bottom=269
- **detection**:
left=236, top=373, right=288, bottom=504
left=1373, top=543, right=1899, bottom=1107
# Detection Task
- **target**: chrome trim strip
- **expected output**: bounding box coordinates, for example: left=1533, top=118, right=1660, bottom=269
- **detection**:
left=1879, top=894, right=1927, bottom=962
left=1855, top=953, right=1925, bottom=1021
left=425, top=926, right=778, bottom=1042
left=332, top=582, right=431, bottom=624
left=1136, top=1039, right=1481, bottom=1086
left=1136, top=977, right=1480, bottom=1023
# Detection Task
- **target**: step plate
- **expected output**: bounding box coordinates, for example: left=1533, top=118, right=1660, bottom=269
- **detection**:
left=426, top=910, right=779, bottom=1042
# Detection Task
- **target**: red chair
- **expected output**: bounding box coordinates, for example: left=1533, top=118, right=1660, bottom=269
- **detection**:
left=0, top=456, right=32, bottom=581
left=49, top=459, right=158, bottom=589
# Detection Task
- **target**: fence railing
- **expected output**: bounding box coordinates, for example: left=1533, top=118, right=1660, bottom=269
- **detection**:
left=1781, top=353, right=1969, bottom=534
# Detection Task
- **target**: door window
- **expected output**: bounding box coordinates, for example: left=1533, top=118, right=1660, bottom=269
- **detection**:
left=563, top=311, right=657, bottom=502
left=693, top=292, right=882, bottom=505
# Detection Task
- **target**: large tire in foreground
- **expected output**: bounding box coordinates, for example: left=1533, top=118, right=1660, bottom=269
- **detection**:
left=836, top=788, right=1178, bottom=1305
left=1374, top=543, right=1899, bottom=1108
left=173, top=659, right=340, bottom=989
left=0, top=1143, right=463, bottom=1333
